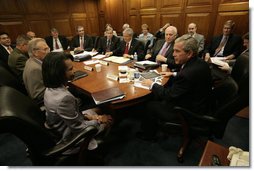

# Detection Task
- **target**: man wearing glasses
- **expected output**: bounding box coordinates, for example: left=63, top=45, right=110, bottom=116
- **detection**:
left=23, top=38, right=50, bottom=105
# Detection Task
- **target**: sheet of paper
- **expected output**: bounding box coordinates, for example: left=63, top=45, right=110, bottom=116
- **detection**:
left=93, top=54, right=106, bottom=59
left=83, top=60, right=100, bottom=65
left=103, top=56, right=130, bottom=64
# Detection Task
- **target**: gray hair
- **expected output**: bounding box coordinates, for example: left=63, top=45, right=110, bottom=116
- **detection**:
left=28, top=38, right=46, bottom=57
left=175, top=35, right=198, bottom=56
left=51, top=28, right=58, bottom=33
left=123, top=28, right=133, bottom=36
left=16, top=35, right=30, bottom=46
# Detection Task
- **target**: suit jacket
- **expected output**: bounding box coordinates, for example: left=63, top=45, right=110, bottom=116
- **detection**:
left=205, top=33, right=243, bottom=58
left=152, top=56, right=212, bottom=114
left=97, top=35, right=120, bottom=54
left=8, top=48, right=29, bottom=82
left=70, top=35, right=94, bottom=51
left=149, top=39, right=180, bottom=70
left=114, top=38, right=145, bottom=61
left=23, top=57, right=45, bottom=103
left=44, top=86, right=99, bottom=143
left=0, top=44, right=11, bottom=65
left=45, top=35, right=69, bottom=51
left=183, top=33, right=205, bottom=53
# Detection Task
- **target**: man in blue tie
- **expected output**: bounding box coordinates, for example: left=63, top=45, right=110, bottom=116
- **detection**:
left=145, top=26, right=180, bottom=70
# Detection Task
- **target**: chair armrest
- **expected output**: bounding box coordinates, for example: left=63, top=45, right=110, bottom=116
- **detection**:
left=174, top=106, right=220, bottom=123
left=43, top=125, right=98, bottom=157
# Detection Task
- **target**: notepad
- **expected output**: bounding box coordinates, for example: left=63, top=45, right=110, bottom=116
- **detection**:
left=91, top=87, right=125, bottom=105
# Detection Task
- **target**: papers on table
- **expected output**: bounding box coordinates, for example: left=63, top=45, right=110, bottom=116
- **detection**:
left=210, top=57, right=229, bottom=67
left=103, top=56, right=131, bottom=64
left=83, top=60, right=100, bottom=65
left=93, top=54, right=106, bottom=59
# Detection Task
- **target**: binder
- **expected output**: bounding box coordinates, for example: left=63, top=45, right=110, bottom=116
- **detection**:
left=91, top=87, right=125, bottom=105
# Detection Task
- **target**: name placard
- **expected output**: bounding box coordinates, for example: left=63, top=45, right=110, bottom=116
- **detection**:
left=84, top=66, right=93, bottom=71
left=107, top=74, right=118, bottom=81
left=99, top=60, right=109, bottom=66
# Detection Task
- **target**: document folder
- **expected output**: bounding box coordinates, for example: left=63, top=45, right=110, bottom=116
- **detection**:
left=91, top=87, right=125, bottom=105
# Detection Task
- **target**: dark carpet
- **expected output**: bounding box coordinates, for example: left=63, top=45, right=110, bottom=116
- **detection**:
left=0, top=107, right=249, bottom=166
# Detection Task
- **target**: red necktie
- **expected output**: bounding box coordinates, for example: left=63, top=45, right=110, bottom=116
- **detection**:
left=124, top=43, right=129, bottom=54
left=55, top=38, right=59, bottom=49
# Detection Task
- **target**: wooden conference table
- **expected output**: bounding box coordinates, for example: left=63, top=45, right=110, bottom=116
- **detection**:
left=70, top=59, right=169, bottom=109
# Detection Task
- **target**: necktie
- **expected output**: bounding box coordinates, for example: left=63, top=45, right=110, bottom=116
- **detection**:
left=124, top=42, right=129, bottom=54
left=7, top=46, right=13, bottom=54
left=160, top=42, right=170, bottom=56
left=80, top=37, right=84, bottom=49
left=55, top=38, right=59, bottom=49
left=214, top=36, right=228, bottom=56
left=106, top=39, right=110, bottom=52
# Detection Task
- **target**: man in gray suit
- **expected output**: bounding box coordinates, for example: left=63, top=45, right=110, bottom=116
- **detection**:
left=182, top=23, right=205, bottom=56
left=23, top=38, right=49, bottom=105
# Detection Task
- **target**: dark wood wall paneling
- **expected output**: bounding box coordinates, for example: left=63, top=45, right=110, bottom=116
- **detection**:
left=0, top=0, right=249, bottom=44
left=0, top=0, right=100, bottom=41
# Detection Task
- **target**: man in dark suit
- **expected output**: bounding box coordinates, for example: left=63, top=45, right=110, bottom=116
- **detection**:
left=115, top=28, right=144, bottom=61
left=204, top=20, right=243, bottom=61
left=145, top=26, right=180, bottom=70
left=70, top=26, right=94, bottom=52
left=0, top=32, right=13, bottom=66
left=45, top=28, right=69, bottom=52
left=96, top=27, right=120, bottom=56
left=139, top=36, right=212, bottom=140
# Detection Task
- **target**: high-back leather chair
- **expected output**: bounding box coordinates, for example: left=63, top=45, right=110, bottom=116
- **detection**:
left=0, top=62, right=27, bottom=95
left=0, top=86, right=98, bottom=165
left=171, top=53, right=249, bottom=162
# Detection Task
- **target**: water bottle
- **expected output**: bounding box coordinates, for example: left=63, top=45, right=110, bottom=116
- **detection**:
left=133, top=52, right=138, bottom=61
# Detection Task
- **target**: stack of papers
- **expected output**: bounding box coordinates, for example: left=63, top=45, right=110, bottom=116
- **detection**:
left=210, top=57, right=229, bottom=67
left=103, top=56, right=131, bottom=64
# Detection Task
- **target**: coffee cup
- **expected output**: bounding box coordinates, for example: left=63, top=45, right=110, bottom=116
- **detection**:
left=95, top=64, right=102, bottom=72
left=161, top=64, right=168, bottom=72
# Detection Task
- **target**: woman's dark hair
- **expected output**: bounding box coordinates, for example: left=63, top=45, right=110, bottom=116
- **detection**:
left=42, top=52, right=73, bottom=88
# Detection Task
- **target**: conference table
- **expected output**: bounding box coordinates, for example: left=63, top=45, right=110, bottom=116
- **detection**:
left=70, top=58, right=169, bottom=110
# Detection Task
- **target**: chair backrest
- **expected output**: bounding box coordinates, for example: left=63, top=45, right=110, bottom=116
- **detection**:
left=94, top=36, right=100, bottom=49
left=0, top=86, right=55, bottom=154
left=144, top=39, right=151, bottom=54
left=212, top=74, right=248, bottom=138
left=231, top=52, right=249, bottom=94
left=0, top=62, right=27, bottom=95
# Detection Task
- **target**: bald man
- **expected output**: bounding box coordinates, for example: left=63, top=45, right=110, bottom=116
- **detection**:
left=26, top=31, right=36, bottom=40
left=182, top=23, right=205, bottom=55
left=145, top=26, right=180, bottom=70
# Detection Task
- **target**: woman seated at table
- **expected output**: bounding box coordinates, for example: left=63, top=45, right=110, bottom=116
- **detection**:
left=42, top=52, right=112, bottom=150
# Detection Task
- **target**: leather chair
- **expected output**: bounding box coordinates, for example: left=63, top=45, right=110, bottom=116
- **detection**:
left=0, top=61, right=27, bottom=95
left=169, top=53, right=249, bottom=162
left=0, top=86, right=98, bottom=166
left=144, top=39, right=151, bottom=55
